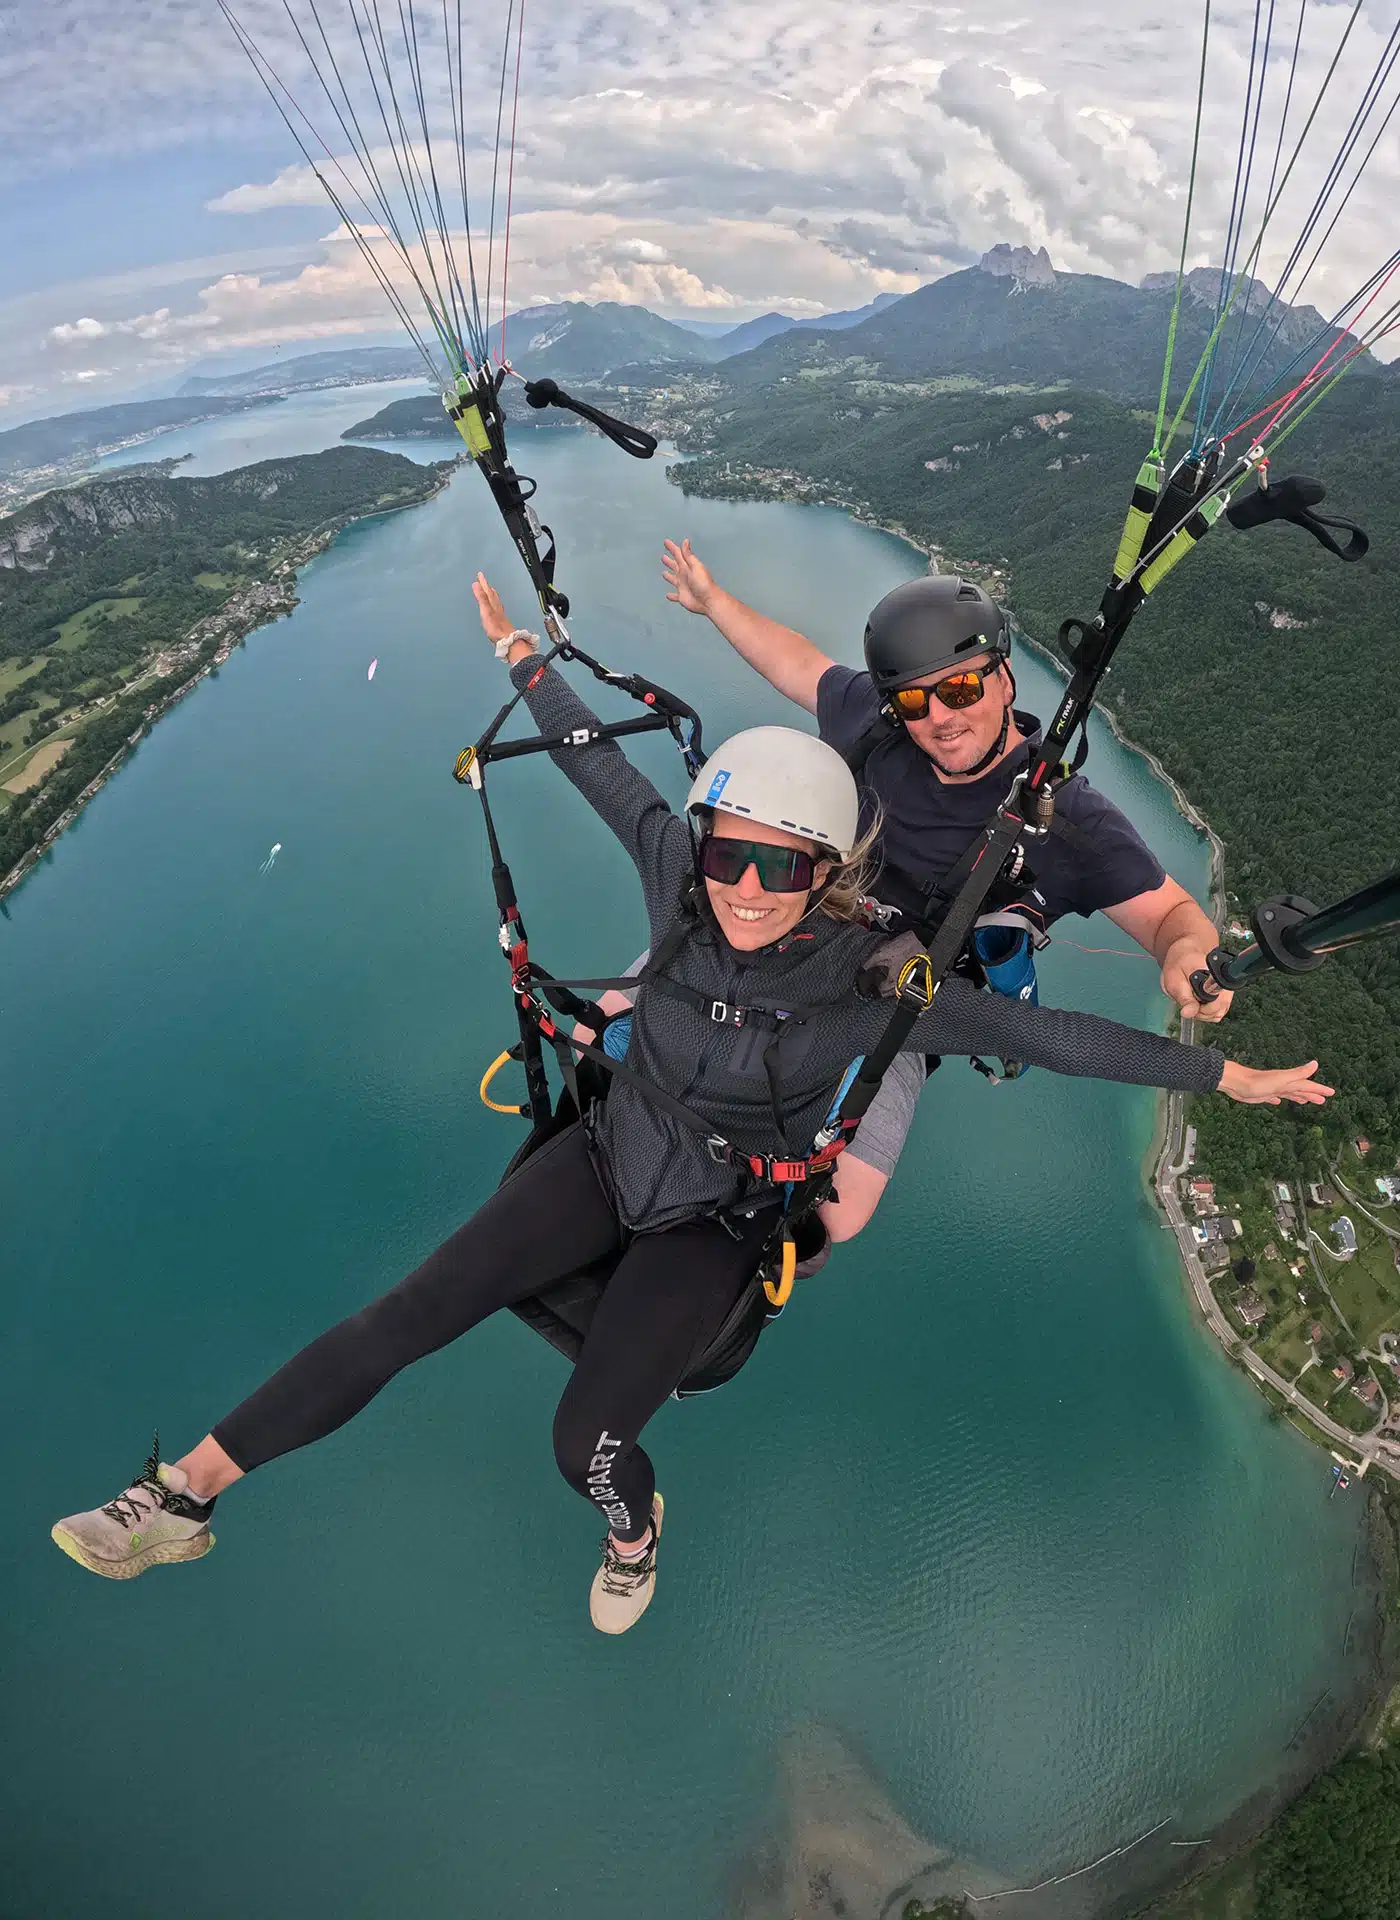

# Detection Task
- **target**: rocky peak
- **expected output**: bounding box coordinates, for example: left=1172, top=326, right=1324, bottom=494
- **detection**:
left=979, top=243, right=1056, bottom=288
left=1140, top=266, right=1355, bottom=358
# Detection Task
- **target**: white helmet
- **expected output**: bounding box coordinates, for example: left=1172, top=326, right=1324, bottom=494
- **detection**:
left=685, top=726, right=860, bottom=860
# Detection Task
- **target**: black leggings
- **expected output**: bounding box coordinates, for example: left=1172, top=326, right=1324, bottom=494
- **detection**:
left=212, top=1126, right=772, bottom=1541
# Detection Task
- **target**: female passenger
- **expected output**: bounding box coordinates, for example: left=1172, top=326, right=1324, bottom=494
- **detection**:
left=51, top=576, right=1331, bottom=1634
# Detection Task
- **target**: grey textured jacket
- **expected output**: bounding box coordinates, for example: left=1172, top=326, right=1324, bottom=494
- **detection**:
left=513, top=658, right=1223, bottom=1232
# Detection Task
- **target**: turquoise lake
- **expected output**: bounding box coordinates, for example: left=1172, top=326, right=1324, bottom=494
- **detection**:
left=0, top=393, right=1368, bottom=1916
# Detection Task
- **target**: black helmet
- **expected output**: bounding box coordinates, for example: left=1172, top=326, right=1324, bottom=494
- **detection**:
left=863, top=575, right=1009, bottom=694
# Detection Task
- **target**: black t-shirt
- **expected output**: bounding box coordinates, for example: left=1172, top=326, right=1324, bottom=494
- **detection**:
left=817, top=664, right=1165, bottom=928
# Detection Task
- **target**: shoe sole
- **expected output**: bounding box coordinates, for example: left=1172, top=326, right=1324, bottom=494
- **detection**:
left=50, top=1524, right=214, bottom=1581
left=590, top=1493, right=663, bottom=1636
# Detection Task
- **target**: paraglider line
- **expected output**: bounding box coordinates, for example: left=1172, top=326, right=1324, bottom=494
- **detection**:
left=1170, top=0, right=1366, bottom=455
left=484, top=0, right=518, bottom=345
left=1216, top=16, right=1400, bottom=436
left=1152, top=0, right=1212, bottom=456
left=499, top=0, right=526, bottom=362
left=221, top=1, right=448, bottom=381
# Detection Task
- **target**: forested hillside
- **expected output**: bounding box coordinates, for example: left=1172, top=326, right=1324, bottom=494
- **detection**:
left=179, top=346, right=423, bottom=395
left=342, top=385, right=580, bottom=441
left=0, top=448, right=446, bottom=884
left=667, top=359, right=1400, bottom=1163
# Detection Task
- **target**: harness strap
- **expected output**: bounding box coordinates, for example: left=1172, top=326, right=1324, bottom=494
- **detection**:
left=524, top=1003, right=851, bottom=1189
left=834, top=801, right=1031, bottom=1134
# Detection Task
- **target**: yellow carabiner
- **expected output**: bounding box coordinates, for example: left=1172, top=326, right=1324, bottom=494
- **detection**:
left=896, top=951, right=935, bottom=1009
left=455, top=745, right=479, bottom=785
left=763, top=1234, right=797, bottom=1309
left=479, top=1049, right=528, bottom=1115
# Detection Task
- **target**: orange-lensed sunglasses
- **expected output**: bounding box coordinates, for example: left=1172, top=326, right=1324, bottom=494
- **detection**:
left=890, top=664, right=1002, bottom=719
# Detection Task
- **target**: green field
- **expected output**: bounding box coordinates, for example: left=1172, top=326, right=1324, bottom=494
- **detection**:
left=1266, top=1322, right=1316, bottom=1378
left=1312, top=1207, right=1400, bottom=1351
left=0, top=710, right=53, bottom=774
left=193, top=571, right=233, bottom=590
left=0, top=654, right=49, bottom=701
left=54, top=597, right=143, bottom=648
left=0, top=728, right=77, bottom=797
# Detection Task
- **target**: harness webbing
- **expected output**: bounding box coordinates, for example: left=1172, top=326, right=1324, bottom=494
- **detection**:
left=830, top=805, right=1031, bottom=1138
left=456, top=636, right=704, bottom=1143
left=519, top=888, right=860, bottom=1188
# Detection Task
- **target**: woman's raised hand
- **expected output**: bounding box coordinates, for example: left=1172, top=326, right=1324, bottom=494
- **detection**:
left=473, top=571, right=513, bottom=644
left=472, top=572, right=537, bottom=665
left=662, top=538, right=715, bottom=614
left=1218, top=1059, right=1335, bottom=1107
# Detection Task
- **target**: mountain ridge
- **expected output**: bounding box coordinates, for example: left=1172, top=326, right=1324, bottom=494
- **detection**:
left=715, top=261, right=1384, bottom=404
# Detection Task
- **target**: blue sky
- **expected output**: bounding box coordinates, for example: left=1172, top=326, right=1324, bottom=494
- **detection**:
left=3, top=1, right=1397, bottom=421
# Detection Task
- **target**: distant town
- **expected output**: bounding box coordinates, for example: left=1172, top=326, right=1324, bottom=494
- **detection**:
left=1160, top=1099, right=1400, bottom=1481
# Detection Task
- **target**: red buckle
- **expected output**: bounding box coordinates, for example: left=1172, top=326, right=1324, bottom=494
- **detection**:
left=768, top=1158, right=811, bottom=1183
left=508, top=941, right=529, bottom=974
left=520, top=992, right=556, bottom=1040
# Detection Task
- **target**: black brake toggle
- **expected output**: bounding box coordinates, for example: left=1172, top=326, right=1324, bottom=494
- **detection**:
left=1226, top=474, right=1368, bottom=562
left=522, top=378, right=657, bottom=459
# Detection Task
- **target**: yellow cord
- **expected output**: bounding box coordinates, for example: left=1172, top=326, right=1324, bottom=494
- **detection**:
left=763, top=1235, right=797, bottom=1308
left=479, top=1049, right=528, bottom=1115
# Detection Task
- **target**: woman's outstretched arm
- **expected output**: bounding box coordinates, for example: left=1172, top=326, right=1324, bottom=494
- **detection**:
left=847, top=974, right=1332, bottom=1105
left=474, top=575, right=693, bottom=926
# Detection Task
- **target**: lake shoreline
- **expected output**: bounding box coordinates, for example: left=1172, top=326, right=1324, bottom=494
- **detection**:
left=0, top=476, right=450, bottom=906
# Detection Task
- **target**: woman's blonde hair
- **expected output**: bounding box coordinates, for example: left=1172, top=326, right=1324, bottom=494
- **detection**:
left=816, top=803, right=884, bottom=924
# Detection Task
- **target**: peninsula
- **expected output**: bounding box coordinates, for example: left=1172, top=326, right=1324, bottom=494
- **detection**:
left=0, top=397, right=279, bottom=511
left=0, top=445, right=450, bottom=899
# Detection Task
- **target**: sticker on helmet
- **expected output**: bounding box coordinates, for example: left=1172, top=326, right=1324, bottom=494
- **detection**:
left=705, top=769, right=731, bottom=803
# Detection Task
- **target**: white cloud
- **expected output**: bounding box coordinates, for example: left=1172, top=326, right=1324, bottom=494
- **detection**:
left=613, top=239, right=672, bottom=265
left=208, top=163, right=329, bottom=214
left=8, top=0, right=1400, bottom=406
left=48, top=317, right=110, bottom=344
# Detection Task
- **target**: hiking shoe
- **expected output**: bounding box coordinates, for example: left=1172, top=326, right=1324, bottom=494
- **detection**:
left=51, top=1438, right=215, bottom=1580
left=589, top=1493, right=663, bottom=1635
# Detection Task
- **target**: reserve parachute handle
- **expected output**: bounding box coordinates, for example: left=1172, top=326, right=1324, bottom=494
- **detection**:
left=480, top=1046, right=530, bottom=1116
left=764, top=1236, right=798, bottom=1309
